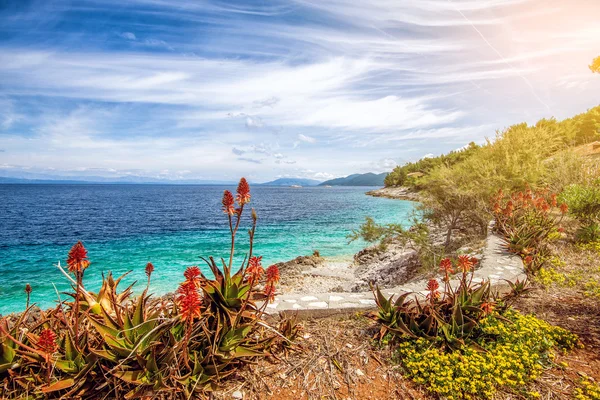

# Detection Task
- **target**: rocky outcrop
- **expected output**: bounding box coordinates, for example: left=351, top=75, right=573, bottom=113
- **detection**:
left=351, top=241, right=421, bottom=292
left=365, top=186, right=421, bottom=201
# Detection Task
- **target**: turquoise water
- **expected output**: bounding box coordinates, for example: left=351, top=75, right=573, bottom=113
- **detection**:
left=0, top=184, right=415, bottom=314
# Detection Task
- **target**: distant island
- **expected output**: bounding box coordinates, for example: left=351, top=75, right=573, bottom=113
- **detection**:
left=319, top=172, right=387, bottom=187
left=259, top=178, right=322, bottom=186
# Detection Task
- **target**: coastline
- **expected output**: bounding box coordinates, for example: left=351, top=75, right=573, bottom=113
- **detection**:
left=277, top=187, right=425, bottom=295
left=365, top=186, right=421, bottom=201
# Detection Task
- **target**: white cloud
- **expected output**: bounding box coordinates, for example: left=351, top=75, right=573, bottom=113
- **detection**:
left=298, top=134, right=316, bottom=143
left=119, top=32, right=137, bottom=40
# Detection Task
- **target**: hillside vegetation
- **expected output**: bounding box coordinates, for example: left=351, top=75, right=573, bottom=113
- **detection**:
left=382, top=105, right=600, bottom=245
left=320, top=172, right=387, bottom=186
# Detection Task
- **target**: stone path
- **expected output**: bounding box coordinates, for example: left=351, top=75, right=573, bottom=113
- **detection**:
left=261, top=227, right=525, bottom=315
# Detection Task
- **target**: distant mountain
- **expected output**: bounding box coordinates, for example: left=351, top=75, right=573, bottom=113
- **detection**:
left=319, top=172, right=387, bottom=187
left=0, top=175, right=235, bottom=185
left=260, top=178, right=322, bottom=186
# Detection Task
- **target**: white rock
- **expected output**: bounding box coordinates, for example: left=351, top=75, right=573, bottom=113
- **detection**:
left=232, top=390, right=243, bottom=399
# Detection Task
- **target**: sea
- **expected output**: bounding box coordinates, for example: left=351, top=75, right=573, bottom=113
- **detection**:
left=0, top=184, right=415, bottom=314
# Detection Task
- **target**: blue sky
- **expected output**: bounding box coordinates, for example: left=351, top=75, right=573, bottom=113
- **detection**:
left=0, top=0, right=599, bottom=182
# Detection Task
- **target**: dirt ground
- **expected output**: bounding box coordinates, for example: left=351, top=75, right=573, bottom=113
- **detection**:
left=212, top=240, right=600, bottom=400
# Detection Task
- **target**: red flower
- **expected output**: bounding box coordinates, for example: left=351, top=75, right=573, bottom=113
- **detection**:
left=222, top=190, right=236, bottom=215
left=264, top=282, right=276, bottom=303
left=426, top=279, right=440, bottom=301
left=557, top=227, right=565, bottom=233
left=560, top=203, right=568, bottom=214
left=38, top=329, right=57, bottom=354
left=25, top=283, right=32, bottom=295
left=67, top=241, right=90, bottom=273
left=550, top=193, right=558, bottom=207
left=265, top=264, right=280, bottom=284
left=504, top=201, right=514, bottom=217
left=145, top=262, right=154, bottom=278
left=183, top=266, right=202, bottom=287
left=493, top=202, right=501, bottom=214
left=176, top=280, right=202, bottom=322
left=481, top=302, right=494, bottom=315
left=236, top=177, right=251, bottom=205
left=426, top=279, right=439, bottom=292
left=524, top=255, right=533, bottom=265
left=457, top=255, right=473, bottom=273
left=246, top=256, right=264, bottom=281
left=469, top=256, right=479, bottom=266
left=440, top=258, right=453, bottom=275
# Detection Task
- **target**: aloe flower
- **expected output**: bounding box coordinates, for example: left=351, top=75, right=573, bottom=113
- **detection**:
left=236, top=177, right=251, bottom=205
left=265, top=264, right=280, bottom=285
left=67, top=241, right=90, bottom=273
left=222, top=190, right=236, bottom=216
left=183, top=266, right=202, bottom=287
left=38, top=329, right=57, bottom=354
left=440, top=258, right=453, bottom=275
left=246, top=256, right=264, bottom=281
left=145, top=262, right=154, bottom=278
left=457, top=255, right=473, bottom=273
left=176, top=280, right=202, bottom=322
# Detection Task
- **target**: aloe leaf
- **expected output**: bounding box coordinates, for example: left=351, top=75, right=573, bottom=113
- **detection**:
left=41, top=378, right=76, bottom=393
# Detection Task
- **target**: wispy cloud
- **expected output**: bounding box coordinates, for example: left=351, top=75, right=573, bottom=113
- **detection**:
left=0, top=0, right=598, bottom=181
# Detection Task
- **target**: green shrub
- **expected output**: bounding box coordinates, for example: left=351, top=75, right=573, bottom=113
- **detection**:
left=492, top=188, right=567, bottom=274
left=395, top=309, right=578, bottom=400
left=560, top=183, right=600, bottom=242
left=372, top=255, right=579, bottom=399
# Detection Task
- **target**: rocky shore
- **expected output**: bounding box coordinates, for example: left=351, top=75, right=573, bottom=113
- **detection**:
left=365, top=186, right=421, bottom=201
left=275, top=240, right=425, bottom=295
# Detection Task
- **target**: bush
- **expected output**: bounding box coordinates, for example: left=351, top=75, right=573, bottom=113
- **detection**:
left=491, top=188, right=567, bottom=274
left=372, top=255, right=578, bottom=399
left=560, top=183, right=600, bottom=242
left=395, top=310, right=578, bottom=400
left=0, top=178, right=294, bottom=399
left=372, top=255, right=493, bottom=350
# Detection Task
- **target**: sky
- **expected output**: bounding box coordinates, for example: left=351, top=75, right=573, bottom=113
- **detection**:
left=0, top=0, right=599, bottom=183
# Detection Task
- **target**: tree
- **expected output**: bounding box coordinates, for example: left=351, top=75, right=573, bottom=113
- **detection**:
left=591, top=56, right=600, bottom=74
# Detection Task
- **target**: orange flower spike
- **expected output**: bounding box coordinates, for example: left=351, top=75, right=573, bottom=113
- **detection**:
left=222, top=190, right=236, bottom=216
left=183, top=266, right=202, bottom=287
left=38, top=329, right=57, bottom=354
left=481, top=302, right=494, bottom=315
left=492, top=202, right=501, bottom=214
left=550, top=193, right=558, bottom=207
left=236, top=177, right=251, bottom=205
left=67, top=241, right=90, bottom=273
left=457, top=255, right=474, bottom=273
left=426, top=279, right=440, bottom=301
left=426, top=278, right=439, bottom=292
left=176, top=280, right=202, bottom=322
left=246, top=256, right=264, bottom=281
left=560, top=203, right=569, bottom=214
left=145, top=262, right=154, bottom=278
left=440, top=258, right=454, bottom=276
left=265, top=264, right=280, bottom=285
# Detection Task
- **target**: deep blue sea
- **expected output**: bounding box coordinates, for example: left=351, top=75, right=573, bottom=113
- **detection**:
left=0, top=184, right=415, bottom=314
